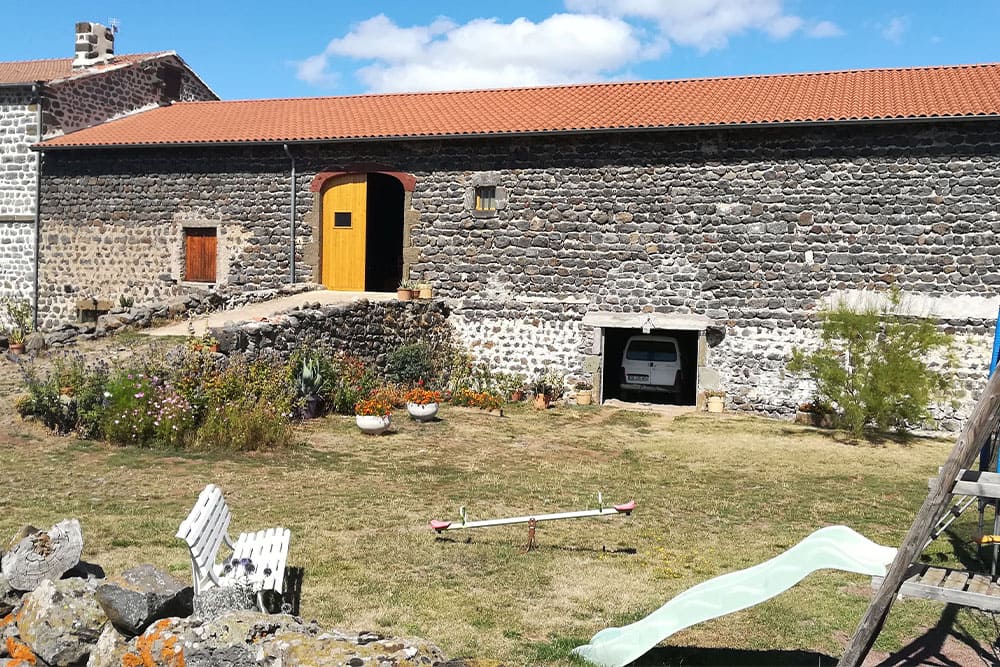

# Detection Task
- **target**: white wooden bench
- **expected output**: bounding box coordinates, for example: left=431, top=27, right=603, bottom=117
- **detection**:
left=176, top=484, right=291, bottom=611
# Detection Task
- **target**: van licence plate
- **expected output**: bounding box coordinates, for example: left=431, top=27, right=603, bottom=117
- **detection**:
left=627, top=374, right=649, bottom=382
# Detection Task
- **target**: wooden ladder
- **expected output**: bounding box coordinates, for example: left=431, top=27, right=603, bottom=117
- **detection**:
left=838, top=369, right=1000, bottom=666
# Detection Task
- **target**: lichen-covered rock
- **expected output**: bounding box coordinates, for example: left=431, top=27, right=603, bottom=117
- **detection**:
left=84, top=624, right=130, bottom=667
left=191, top=587, right=254, bottom=618
left=0, top=576, right=19, bottom=617
left=17, top=578, right=107, bottom=666
left=111, top=612, right=446, bottom=666
left=94, top=565, right=192, bottom=636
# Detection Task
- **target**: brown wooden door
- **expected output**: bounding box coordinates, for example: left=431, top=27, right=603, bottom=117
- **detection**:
left=185, top=228, right=217, bottom=282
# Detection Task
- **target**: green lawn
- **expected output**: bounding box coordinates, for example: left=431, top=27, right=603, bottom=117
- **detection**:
left=1, top=399, right=996, bottom=665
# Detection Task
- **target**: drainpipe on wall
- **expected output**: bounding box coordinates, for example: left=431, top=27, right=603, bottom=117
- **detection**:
left=282, top=144, right=296, bottom=284
left=31, top=82, right=43, bottom=331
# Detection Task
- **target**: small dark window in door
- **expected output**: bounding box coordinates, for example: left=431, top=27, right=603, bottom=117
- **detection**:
left=185, top=228, right=217, bottom=282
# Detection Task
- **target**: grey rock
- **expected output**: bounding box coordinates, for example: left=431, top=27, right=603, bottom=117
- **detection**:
left=23, top=332, right=45, bottom=353
left=94, top=564, right=193, bottom=636
left=17, top=578, right=107, bottom=666
left=192, top=587, right=254, bottom=618
left=0, top=575, right=21, bottom=617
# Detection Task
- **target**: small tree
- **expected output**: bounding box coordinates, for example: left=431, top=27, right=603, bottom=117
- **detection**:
left=788, top=293, right=959, bottom=437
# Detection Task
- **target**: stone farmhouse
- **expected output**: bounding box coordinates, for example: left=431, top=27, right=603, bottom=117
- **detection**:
left=27, top=62, right=1000, bottom=426
left=0, top=22, right=216, bottom=308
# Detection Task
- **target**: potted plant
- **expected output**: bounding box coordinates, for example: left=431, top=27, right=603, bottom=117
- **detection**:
left=418, top=283, right=433, bottom=299
left=397, top=280, right=413, bottom=302
left=294, top=356, right=328, bottom=419
left=354, top=395, right=393, bottom=435
left=531, top=368, right=565, bottom=410
left=404, top=386, right=442, bottom=422
left=2, top=296, right=32, bottom=354
left=575, top=379, right=593, bottom=406
left=795, top=400, right=835, bottom=428
left=705, top=389, right=726, bottom=413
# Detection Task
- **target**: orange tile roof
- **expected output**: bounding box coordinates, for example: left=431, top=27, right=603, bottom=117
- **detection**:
left=39, top=63, right=1000, bottom=149
left=0, top=52, right=171, bottom=85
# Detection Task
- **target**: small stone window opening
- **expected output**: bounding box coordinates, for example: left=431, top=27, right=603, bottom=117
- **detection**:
left=475, top=186, right=497, bottom=211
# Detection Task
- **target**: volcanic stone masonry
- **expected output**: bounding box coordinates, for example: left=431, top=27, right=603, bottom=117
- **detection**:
left=0, top=89, right=38, bottom=304
left=37, top=118, right=1000, bottom=426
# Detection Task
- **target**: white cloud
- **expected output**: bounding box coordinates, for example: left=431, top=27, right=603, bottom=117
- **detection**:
left=296, top=2, right=842, bottom=92
left=566, top=0, right=804, bottom=51
left=882, top=16, right=908, bottom=44
left=299, top=13, right=642, bottom=92
left=807, top=20, right=844, bottom=38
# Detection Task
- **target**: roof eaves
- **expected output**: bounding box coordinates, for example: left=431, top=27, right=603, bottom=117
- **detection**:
left=44, top=51, right=172, bottom=86
left=32, top=112, right=1000, bottom=151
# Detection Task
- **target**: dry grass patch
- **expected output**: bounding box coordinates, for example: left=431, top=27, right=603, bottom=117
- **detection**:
left=1, top=391, right=998, bottom=665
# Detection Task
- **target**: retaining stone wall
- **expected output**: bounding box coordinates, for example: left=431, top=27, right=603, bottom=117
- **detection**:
left=216, top=299, right=453, bottom=370
left=39, top=120, right=1000, bottom=426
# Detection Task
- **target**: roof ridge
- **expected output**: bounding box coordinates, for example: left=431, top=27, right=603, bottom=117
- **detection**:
left=0, top=51, right=172, bottom=67
left=173, top=61, right=1000, bottom=105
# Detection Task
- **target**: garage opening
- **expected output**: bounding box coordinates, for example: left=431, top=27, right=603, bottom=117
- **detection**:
left=602, top=327, right=699, bottom=406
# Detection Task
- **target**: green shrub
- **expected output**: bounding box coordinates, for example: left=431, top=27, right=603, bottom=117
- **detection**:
left=325, top=353, right=376, bottom=414
left=195, top=397, right=293, bottom=451
left=386, top=342, right=436, bottom=385
left=101, top=372, right=196, bottom=448
left=17, top=354, right=108, bottom=437
left=204, top=354, right=298, bottom=420
left=788, top=293, right=959, bottom=436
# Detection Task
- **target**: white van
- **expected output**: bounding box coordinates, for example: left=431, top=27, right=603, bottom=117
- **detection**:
left=620, top=335, right=683, bottom=397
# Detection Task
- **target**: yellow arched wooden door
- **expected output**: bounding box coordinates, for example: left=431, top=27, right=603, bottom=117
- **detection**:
left=321, top=174, right=367, bottom=290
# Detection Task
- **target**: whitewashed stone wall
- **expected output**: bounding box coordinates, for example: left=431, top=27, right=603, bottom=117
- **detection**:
left=0, top=88, right=38, bottom=304
left=0, top=89, right=38, bottom=217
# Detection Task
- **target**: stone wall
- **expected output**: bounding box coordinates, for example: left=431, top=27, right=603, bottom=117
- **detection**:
left=43, top=54, right=216, bottom=138
left=0, top=220, right=34, bottom=303
left=217, top=299, right=453, bottom=369
left=0, top=88, right=38, bottom=218
left=38, top=119, right=1000, bottom=426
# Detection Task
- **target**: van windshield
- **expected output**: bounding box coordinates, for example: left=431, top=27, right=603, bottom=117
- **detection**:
left=626, top=340, right=677, bottom=362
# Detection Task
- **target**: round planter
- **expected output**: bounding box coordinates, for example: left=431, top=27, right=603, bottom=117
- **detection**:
left=396, top=288, right=412, bottom=302
left=418, top=286, right=433, bottom=299
left=355, top=414, right=391, bottom=435
left=533, top=394, right=551, bottom=410
left=576, top=390, right=593, bottom=406
left=8, top=343, right=25, bottom=354
left=407, top=402, right=439, bottom=422
left=707, top=396, right=725, bottom=413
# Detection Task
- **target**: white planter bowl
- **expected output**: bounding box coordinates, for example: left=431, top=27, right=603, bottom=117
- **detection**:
left=407, top=402, right=439, bottom=422
left=355, top=414, right=391, bottom=435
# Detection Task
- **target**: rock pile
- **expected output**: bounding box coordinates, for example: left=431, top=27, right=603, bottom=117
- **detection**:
left=0, top=520, right=448, bottom=666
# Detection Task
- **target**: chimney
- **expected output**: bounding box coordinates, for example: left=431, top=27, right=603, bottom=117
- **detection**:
left=72, top=22, right=115, bottom=68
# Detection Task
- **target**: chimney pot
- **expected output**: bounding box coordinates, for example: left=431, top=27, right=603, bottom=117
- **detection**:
left=72, top=21, right=115, bottom=68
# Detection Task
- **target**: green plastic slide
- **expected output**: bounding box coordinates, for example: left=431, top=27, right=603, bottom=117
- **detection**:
left=572, top=525, right=897, bottom=667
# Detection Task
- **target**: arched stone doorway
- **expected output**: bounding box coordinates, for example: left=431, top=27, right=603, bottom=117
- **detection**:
left=307, top=169, right=416, bottom=292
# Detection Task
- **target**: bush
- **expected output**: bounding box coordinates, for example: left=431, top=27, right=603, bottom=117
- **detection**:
left=195, top=398, right=293, bottom=451
left=101, top=371, right=196, bottom=448
left=325, top=353, right=377, bottom=414
left=17, top=354, right=108, bottom=437
left=386, top=342, right=436, bottom=385
left=788, top=293, right=958, bottom=436
left=452, top=387, right=503, bottom=411
left=204, top=354, right=298, bottom=420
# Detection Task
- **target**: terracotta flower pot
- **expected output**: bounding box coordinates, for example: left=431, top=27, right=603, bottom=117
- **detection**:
left=8, top=343, right=25, bottom=354
left=407, top=402, right=439, bottom=422
left=418, top=286, right=432, bottom=299
left=534, top=394, right=550, bottom=410
left=397, top=288, right=412, bottom=302
left=576, top=390, right=593, bottom=406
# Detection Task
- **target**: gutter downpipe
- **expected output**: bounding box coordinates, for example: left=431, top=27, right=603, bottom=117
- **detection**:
left=31, top=82, right=43, bottom=331
left=282, top=144, right=296, bottom=284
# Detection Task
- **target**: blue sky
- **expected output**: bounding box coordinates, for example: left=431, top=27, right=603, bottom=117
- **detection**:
left=3, top=1, right=999, bottom=99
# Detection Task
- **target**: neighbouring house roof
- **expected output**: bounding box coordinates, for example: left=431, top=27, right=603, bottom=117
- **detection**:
left=0, top=52, right=173, bottom=85
left=38, top=62, right=1000, bottom=149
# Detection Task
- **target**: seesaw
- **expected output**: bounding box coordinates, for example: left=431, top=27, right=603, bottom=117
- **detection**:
left=430, top=493, right=635, bottom=550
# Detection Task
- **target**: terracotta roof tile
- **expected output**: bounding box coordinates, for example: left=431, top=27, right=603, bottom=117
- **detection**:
left=0, top=52, right=171, bottom=85
left=38, top=63, right=1000, bottom=148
